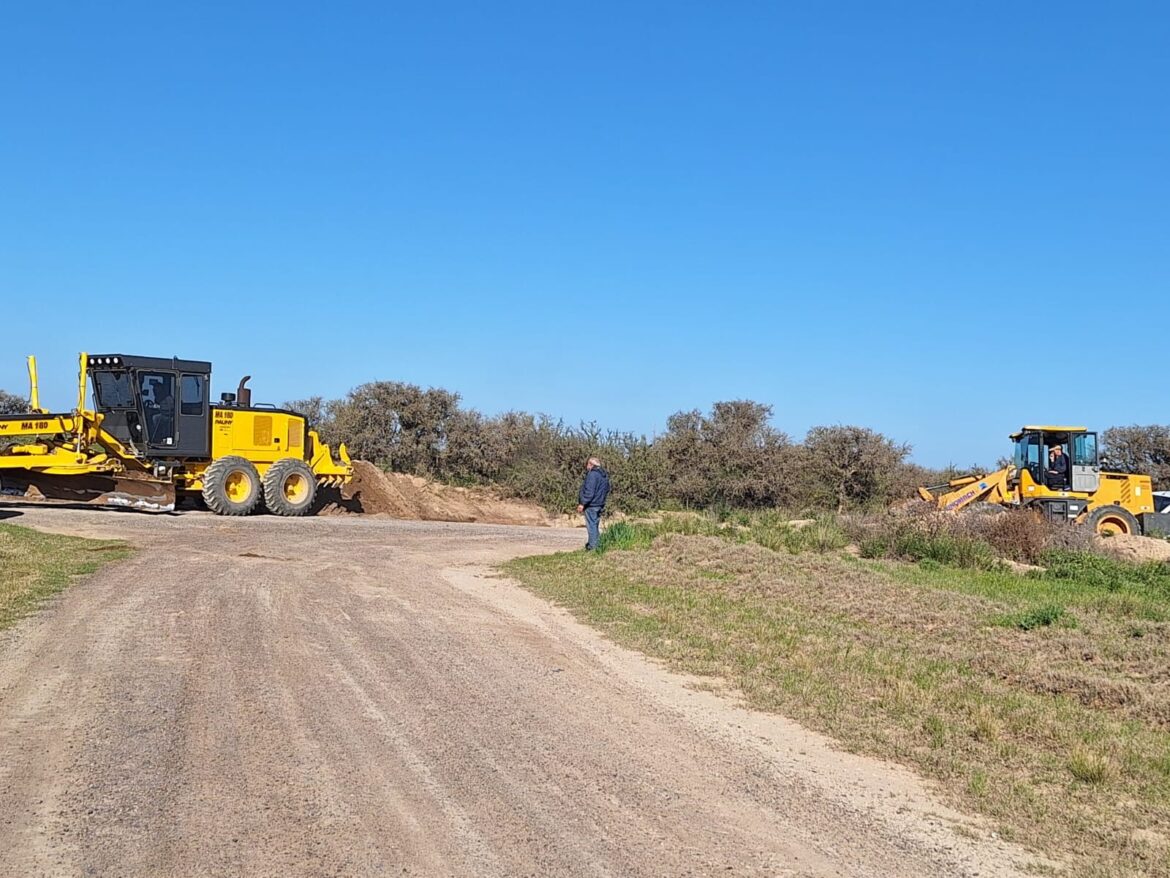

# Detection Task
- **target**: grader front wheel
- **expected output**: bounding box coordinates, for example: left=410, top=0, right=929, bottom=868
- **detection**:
left=262, top=458, right=317, bottom=517
left=202, top=456, right=263, bottom=516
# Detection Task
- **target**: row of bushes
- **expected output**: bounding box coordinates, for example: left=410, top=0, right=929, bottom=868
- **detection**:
left=3, top=379, right=1168, bottom=516
left=288, top=385, right=931, bottom=513
left=287, top=384, right=1170, bottom=515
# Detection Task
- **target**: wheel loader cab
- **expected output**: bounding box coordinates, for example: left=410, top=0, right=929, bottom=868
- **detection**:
left=1010, top=426, right=1100, bottom=494
left=89, top=355, right=212, bottom=459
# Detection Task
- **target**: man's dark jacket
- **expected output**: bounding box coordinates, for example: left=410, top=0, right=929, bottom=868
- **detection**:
left=579, top=467, right=611, bottom=509
left=1048, top=453, right=1069, bottom=485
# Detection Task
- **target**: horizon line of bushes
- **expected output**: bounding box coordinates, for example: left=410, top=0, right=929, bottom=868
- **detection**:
left=2, top=384, right=1166, bottom=515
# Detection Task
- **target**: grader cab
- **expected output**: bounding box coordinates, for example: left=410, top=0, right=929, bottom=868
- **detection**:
left=0, top=352, right=351, bottom=516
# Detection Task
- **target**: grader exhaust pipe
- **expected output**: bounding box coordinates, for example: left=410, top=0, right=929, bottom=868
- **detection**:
left=236, top=376, right=252, bottom=408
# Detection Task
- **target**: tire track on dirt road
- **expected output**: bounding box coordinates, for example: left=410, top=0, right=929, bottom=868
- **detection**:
left=0, top=505, right=1046, bottom=876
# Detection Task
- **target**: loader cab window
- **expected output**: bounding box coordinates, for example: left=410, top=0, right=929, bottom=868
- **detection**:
left=1014, top=433, right=1043, bottom=482
left=140, top=372, right=176, bottom=446
left=1072, top=432, right=1098, bottom=467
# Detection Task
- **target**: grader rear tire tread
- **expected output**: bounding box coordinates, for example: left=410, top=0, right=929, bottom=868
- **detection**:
left=1086, top=504, right=1140, bottom=537
left=202, top=456, right=263, bottom=516
left=262, top=458, right=317, bottom=517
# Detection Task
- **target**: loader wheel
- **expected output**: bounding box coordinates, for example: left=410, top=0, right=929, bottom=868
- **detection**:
left=262, top=458, right=317, bottom=517
left=202, top=456, right=263, bottom=516
left=1086, top=505, right=1140, bottom=537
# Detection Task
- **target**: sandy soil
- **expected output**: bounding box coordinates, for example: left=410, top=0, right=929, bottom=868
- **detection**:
left=1095, top=532, right=1170, bottom=563
left=0, top=503, right=1046, bottom=877
left=317, top=460, right=575, bottom=527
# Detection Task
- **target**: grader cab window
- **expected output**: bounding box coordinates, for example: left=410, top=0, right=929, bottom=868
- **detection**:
left=93, top=371, right=134, bottom=409
left=140, top=372, right=176, bottom=446
left=180, top=374, right=205, bottom=416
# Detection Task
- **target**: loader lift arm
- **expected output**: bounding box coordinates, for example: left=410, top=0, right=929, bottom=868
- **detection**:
left=917, top=467, right=1016, bottom=512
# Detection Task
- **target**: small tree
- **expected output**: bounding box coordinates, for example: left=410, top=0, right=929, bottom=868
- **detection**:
left=799, top=425, right=912, bottom=512
left=1103, top=425, right=1170, bottom=490
left=0, top=389, right=28, bottom=414
left=283, top=395, right=328, bottom=431
left=655, top=401, right=792, bottom=508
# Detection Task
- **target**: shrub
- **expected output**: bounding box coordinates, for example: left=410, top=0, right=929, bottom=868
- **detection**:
left=964, top=509, right=1052, bottom=564
left=842, top=508, right=1000, bottom=569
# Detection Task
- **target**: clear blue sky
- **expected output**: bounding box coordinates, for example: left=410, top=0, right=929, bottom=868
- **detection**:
left=2, top=2, right=1166, bottom=468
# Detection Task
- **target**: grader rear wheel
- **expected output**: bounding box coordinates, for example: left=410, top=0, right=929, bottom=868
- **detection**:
left=1086, top=504, right=1140, bottom=537
left=201, top=456, right=263, bottom=516
left=262, top=458, right=317, bottom=517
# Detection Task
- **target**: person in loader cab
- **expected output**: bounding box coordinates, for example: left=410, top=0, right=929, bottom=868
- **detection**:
left=1046, top=445, right=1069, bottom=489
left=577, top=456, right=611, bottom=551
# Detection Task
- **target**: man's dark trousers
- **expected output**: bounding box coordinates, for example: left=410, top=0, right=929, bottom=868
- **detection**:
left=584, top=507, right=602, bottom=550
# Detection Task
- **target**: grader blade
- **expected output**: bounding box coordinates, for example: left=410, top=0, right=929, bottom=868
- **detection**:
left=2, top=471, right=176, bottom=512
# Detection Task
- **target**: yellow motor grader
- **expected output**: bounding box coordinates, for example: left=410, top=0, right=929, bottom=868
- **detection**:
left=0, top=352, right=351, bottom=516
left=918, top=425, right=1157, bottom=536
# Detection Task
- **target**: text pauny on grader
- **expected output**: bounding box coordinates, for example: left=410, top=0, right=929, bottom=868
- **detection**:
left=917, top=425, right=1158, bottom=536
left=0, top=353, right=351, bottom=515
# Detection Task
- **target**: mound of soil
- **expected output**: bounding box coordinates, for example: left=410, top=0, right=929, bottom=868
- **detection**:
left=1095, top=533, right=1170, bottom=563
left=318, top=461, right=571, bottom=527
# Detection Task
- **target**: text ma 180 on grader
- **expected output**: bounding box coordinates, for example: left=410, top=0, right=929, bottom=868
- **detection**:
left=0, top=352, right=352, bottom=516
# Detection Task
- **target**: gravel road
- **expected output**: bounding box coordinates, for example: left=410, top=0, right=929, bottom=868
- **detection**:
left=0, top=505, right=1043, bottom=877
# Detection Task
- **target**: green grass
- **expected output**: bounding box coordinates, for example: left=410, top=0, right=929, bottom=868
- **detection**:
left=505, top=531, right=1170, bottom=877
left=0, top=523, right=130, bottom=629
left=598, top=511, right=850, bottom=556
left=878, top=551, right=1170, bottom=623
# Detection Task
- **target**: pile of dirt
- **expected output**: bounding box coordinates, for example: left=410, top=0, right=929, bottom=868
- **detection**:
left=1095, top=533, right=1170, bottom=563
left=318, top=461, right=573, bottom=527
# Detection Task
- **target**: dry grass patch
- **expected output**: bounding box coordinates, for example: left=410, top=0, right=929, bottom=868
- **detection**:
left=0, top=523, right=130, bottom=630
left=506, top=533, right=1170, bottom=877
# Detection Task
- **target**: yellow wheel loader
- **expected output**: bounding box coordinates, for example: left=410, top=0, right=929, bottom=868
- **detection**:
left=918, top=426, right=1156, bottom=536
left=0, top=353, right=351, bottom=516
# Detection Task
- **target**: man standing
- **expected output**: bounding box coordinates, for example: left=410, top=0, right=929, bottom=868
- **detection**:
left=1047, top=444, right=1069, bottom=489
left=577, top=456, right=611, bottom=551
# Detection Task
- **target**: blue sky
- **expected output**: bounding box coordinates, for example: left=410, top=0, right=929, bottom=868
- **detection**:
left=2, top=2, right=1166, bottom=467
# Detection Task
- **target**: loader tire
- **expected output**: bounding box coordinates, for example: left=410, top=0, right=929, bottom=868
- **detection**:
left=1086, top=504, right=1140, bottom=537
left=202, top=456, right=263, bottom=516
left=262, top=458, right=317, bottom=517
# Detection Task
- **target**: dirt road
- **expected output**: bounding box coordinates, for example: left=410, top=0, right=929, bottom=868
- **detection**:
left=0, top=506, right=1042, bottom=877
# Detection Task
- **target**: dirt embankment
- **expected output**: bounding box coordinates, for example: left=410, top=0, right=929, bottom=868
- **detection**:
left=1096, top=532, right=1170, bottom=563
left=320, top=461, right=573, bottom=527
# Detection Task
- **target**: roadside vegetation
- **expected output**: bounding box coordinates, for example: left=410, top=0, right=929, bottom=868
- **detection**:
left=7, top=374, right=1167, bottom=513
left=505, top=510, right=1170, bottom=877
left=276, top=382, right=1170, bottom=513
left=0, top=523, right=130, bottom=630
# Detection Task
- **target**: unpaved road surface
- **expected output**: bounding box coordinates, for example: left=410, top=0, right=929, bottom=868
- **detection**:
left=0, top=505, right=1044, bottom=877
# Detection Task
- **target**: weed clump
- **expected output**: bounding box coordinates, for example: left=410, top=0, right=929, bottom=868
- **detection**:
left=997, top=604, right=1068, bottom=631
left=596, top=522, right=655, bottom=553
left=1067, top=746, right=1115, bottom=785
